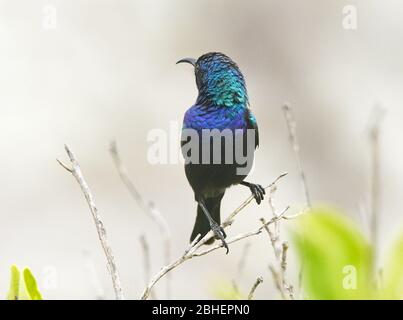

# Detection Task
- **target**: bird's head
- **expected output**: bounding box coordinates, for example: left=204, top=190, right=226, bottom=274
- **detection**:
left=177, top=52, right=248, bottom=107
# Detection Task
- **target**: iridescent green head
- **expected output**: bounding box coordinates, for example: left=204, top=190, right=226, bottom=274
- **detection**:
left=177, top=52, right=248, bottom=107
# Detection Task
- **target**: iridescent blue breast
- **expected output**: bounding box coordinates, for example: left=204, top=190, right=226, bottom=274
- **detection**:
left=183, top=104, right=249, bottom=132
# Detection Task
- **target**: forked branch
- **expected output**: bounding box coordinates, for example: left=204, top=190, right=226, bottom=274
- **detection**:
left=57, top=145, right=124, bottom=300
left=140, top=173, right=289, bottom=300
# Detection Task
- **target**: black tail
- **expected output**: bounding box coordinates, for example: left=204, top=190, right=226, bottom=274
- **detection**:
left=190, top=194, right=224, bottom=244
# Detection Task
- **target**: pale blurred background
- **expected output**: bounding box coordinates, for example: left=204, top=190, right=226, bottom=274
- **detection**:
left=0, top=0, right=402, bottom=299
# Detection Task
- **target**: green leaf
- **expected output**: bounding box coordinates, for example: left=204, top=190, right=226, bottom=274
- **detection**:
left=22, top=268, right=43, bottom=300
left=382, top=233, right=403, bottom=299
left=291, top=207, right=373, bottom=299
left=7, top=265, right=20, bottom=300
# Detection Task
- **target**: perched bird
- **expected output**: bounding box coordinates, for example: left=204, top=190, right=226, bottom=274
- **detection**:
left=177, top=52, right=265, bottom=253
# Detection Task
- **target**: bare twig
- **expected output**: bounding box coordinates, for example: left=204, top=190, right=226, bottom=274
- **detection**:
left=140, top=174, right=289, bottom=300
left=358, top=200, right=370, bottom=236
left=260, top=173, right=295, bottom=300
left=191, top=215, right=287, bottom=258
left=141, top=216, right=285, bottom=300
left=269, top=265, right=287, bottom=299
left=282, top=104, right=310, bottom=299
left=139, top=234, right=155, bottom=299
left=148, top=202, right=171, bottom=298
left=231, top=281, right=240, bottom=296
left=261, top=218, right=294, bottom=300
left=223, top=172, right=288, bottom=228
left=281, top=242, right=294, bottom=299
left=231, top=242, right=251, bottom=296
left=109, top=141, right=171, bottom=235
left=282, top=211, right=305, bottom=220
left=192, top=173, right=288, bottom=251
left=236, top=243, right=251, bottom=281
left=141, top=235, right=200, bottom=300
left=110, top=141, right=172, bottom=298
left=280, top=242, right=289, bottom=277
left=57, top=145, right=124, bottom=300
left=247, top=276, right=263, bottom=300
left=268, top=242, right=294, bottom=300
left=261, top=217, right=279, bottom=254
left=282, top=104, right=311, bottom=208
left=368, top=106, right=385, bottom=270
left=267, top=184, right=282, bottom=258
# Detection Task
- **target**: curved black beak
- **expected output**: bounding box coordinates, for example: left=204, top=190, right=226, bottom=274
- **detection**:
left=176, top=57, right=196, bottom=66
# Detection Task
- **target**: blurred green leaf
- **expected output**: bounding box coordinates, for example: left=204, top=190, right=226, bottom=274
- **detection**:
left=383, top=233, right=403, bottom=299
left=22, top=268, right=43, bottom=300
left=291, top=207, right=373, bottom=299
left=7, top=265, right=20, bottom=300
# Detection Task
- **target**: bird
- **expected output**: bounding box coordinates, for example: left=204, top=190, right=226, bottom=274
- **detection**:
left=177, top=52, right=265, bottom=253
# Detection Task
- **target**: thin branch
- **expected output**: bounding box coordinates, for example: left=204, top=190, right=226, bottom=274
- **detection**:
left=260, top=217, right=279, bottom=256
left=109, top=140, right=172, bottom=298
left=56, top=159, right=72, bottom=172
left=260, top=175, right=295, bottom=300
left=267, top=183, right=282, bottom=258
left=139, top=234, right=155, bottom=300
left=141, top=235, right=200, bottom=300
left=192, top=173, right=288, bottom=251
left=231, top=242, right=251, bottom=297
left=368, top=106, right=385, bottom=270
left=231, top=281, right=240, bottom=296
left=280, top=242, right=289, bottom=276
left=282, top=104, right=311, bottom=208
left=148, top=201, right=171, bottom=298
left=269, top=265, right=287, bottom=300
left=247, top=276, right=263, bottom=300
left=282, top=104, right=309, bottom=300
left=236, top=243, right=251, bottom=281
left=281, top=241, right=294, bottom=299
left=267, top=242, right=294, bottom=300
left=191, top=216, right=286, bottom=258
left=261, top=218, right=294, bottom=300
left=57, top=144, right=124, bottom=300
left=298, top=263, right=304, bottom=299
left=358, top=200, right=370, bottom=236
left=109, top=141, right=149, bottom=212
left=282, top=211, right=305, bottom=220
left=140, top=188, right=290, bottom=300
left=222, top=172, right=288, bottom=228
left=109, top=141, right=171, bottom=236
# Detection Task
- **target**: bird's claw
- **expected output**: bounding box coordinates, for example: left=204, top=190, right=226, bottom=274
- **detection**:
left=249, top=184, right=266, bottom=204
left=211, top=222, right=229, bottom=254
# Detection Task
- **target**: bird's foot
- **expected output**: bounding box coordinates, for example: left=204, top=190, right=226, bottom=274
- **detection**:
left=248, top=183, right=266, bottom=204
left=210, top=221, right=229, bottom=254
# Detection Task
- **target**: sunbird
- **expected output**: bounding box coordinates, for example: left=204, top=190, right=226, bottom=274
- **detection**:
left=177, top=52, right=264, bottom=253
